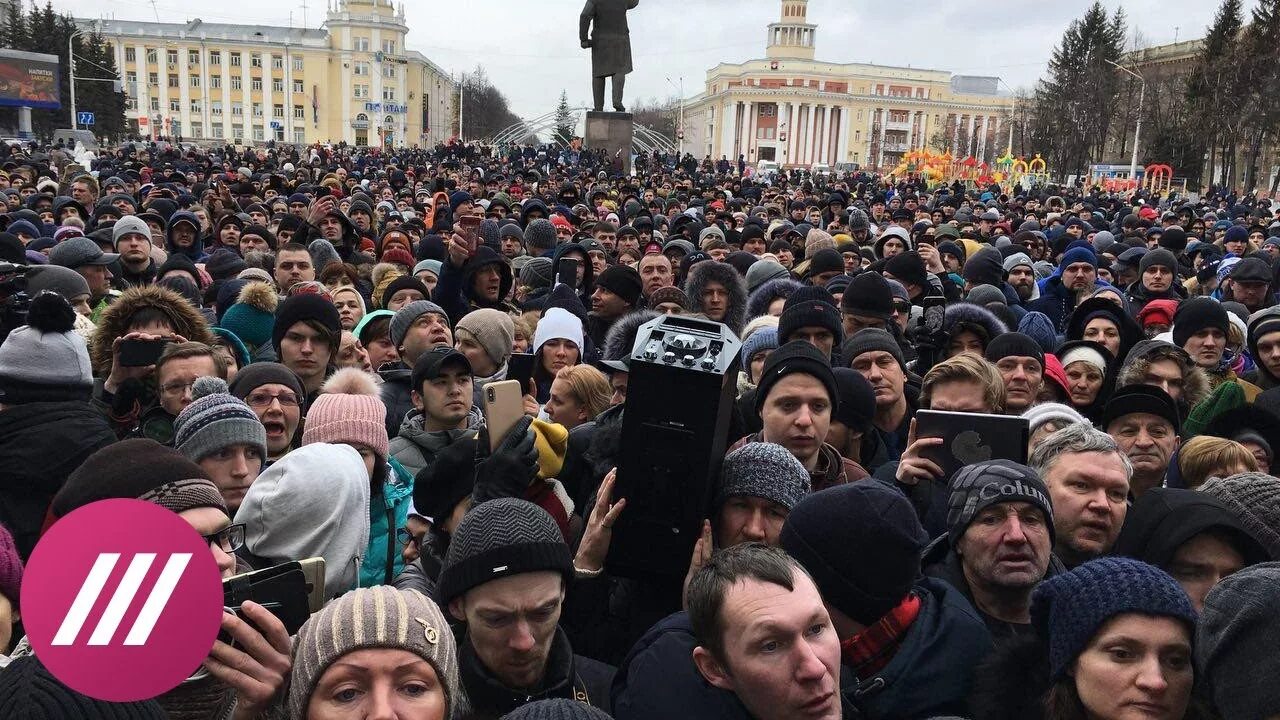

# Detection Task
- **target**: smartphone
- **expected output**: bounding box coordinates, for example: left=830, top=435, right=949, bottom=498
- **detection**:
left=507, top=353, right=535, bottom=396
left=456, top=214, right=482, bottom=253
left=483, top=380, right=525, bottom=453
left=219, top=560, right=314, bottom=644
left=556, top=257, right=579, bottom=288
left=118, top=338, right=170, bottom=367
left=922, top=295, right=946, bottom=336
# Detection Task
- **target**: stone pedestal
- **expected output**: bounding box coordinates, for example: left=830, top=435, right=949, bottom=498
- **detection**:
left=585, top=111, right=633, bottom=175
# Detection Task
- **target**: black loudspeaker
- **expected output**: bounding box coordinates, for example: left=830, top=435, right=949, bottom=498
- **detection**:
left=606, top=315, right=741, bottom=580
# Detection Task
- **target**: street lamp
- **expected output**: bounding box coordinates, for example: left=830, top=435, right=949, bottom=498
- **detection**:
left=1106, top=59, right=1145, bottom=185
left=68, top=29, right=83, bottom=130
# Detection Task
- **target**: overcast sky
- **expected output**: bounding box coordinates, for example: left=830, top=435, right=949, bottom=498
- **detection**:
left=68, top=0, right=1241, bottom=118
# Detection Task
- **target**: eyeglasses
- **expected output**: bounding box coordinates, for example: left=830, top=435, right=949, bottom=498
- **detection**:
left=204, top=523, right=246, bottom=553
left=160, top=380, right=196, bottom=397
left=245, top=391, right=300, bottom=408
left=892, top=301, right=913, bottom=314
left=396, top=528, right=422, bottom=549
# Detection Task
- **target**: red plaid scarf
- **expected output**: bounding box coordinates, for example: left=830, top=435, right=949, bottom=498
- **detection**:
left=841, top=593, right=921, bottom=679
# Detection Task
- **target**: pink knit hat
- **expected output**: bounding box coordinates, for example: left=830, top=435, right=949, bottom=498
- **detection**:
left=0, top=523, right=23, bottom=609
left=301, top=368, right=389, bottom=458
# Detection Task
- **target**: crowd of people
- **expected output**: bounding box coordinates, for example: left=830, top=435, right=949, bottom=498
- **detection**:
left=0, top=134, right=1278, bottom=720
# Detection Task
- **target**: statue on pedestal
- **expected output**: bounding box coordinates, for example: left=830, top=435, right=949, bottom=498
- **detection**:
left=579, top=0, right=638, bottom=112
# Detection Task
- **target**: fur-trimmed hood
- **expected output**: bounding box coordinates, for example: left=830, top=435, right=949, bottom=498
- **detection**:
left=684, top=260, right=748, bottom=335
left=942, top=301, right=1008, bottom=346
left=746, top=277, right=802, bottom=320
left=1117, top=339, right=1210, bottom=415
left=89, top=284, right=214, bottom=377
left=603, top=309, right=658, bottom=362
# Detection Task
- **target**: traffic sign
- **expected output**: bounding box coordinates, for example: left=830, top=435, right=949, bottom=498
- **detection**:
left=77, top=111, right=94, bottom=126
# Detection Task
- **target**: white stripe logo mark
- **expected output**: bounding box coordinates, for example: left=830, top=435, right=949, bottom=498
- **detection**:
left=50, top=553, right=193, bottom=646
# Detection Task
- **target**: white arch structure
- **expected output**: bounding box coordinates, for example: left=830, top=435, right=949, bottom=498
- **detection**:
left=490, top=106, right=678, bottom=155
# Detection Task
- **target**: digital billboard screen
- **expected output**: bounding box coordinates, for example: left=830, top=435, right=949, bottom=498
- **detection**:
left=0, top=49, right=60, bottom=110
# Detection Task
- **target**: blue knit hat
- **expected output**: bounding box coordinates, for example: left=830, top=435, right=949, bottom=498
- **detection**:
left=1031, top=557, right=1196, bottom=679
left=740, top=326, right=779, bottom=374
left=1059, top=245, right=1097, bottom=270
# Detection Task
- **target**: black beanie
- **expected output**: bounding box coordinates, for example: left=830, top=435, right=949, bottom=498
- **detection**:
left=884, top=252, right=928, bottom=289
left=779, top=286, right=843, bottom=348
left=381, top=275, right=431, bottom=309
left=841, top=271, right=894, bottom=320
left=754, top=340, right=839, bottom=415
left=273, top=293, right=342, bottom=355
left=1172, top=297, right=1229, bottom=349
left=984, top=331, right=1045, bottom=368
left=839, top=327, right=905, bottom=369
left=780, top=482, right=926, bottom=625
left=740, top=224, right=765, bottom=245
left=1158, top=226, right=1188, bottom=253
left=832, top=367, right=875, bottom=430
left=0, top=656, right=168, bottom=719
left=806, top=248, right=844, bottom=277
left=963, top=246, right=1005, bottom=288
left=594, top=264, right=643, bottom=306
left=1139, top=248, right=1178, bottom=275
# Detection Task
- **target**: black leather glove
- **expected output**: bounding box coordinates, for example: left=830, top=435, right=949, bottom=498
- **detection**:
left=472, top=416, right=540, bottom=505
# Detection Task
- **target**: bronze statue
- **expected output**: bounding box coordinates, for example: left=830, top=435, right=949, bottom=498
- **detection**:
left=579, top=0, right=638, bottom=112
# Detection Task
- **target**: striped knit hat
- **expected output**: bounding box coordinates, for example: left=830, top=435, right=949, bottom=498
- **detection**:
left=437, top=498, right=573, bottom=604
left=301, top=368, right=389, bottom=458
left=287, top=586, right=463, bottom=719
left=173, top=376, right=267, bottom=463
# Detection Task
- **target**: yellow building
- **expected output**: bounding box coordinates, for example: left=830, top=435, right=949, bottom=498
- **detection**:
left=683, top=0, right=1016, bottom=170
left=76, top=0, right=454, bottom=147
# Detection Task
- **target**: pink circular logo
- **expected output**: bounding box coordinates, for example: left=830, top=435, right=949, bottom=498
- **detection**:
left=22, top=499, right=224, bottom=702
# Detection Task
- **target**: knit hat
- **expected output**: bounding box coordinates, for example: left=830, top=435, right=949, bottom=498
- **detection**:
left=0, top=523, right=21, bottom=609
left=1173, top=297, right=1230, bottom=348
left=1159, top=226, right=1189, bottom=253
left=806, top=248, right=844, bottom=278
left=0, top=656, right=168, bottom=719
left=1018, top=311, right=1059, bottom=354
left=965, top=284, right=1007, bottom=307
left=205, top=249, right=247, bottom=281
left=174, top=376, right=268, bottom=462
left=1059, top=245, right=1098, bottom=269
left=437, top=498, right=573, bottom=604
left=381, top=274, right=431, bottom=309
left=228, top=361, right=305, bottom=404
left=272, top=292, right=342, bottom=355
left=716, top=442, right=811, bottom=511
left=946, top=460, right=1054, bottom=547
left=301, top=368, right=389, bottom=458
left=1184, top=380, right=1245, bottom=437
left=1139, top=248, right=1178, bottom=275
left=220, top=281, right=279, bottom=349
left=414, top=259, right=443, bottom=279
left=503, top=698, right=614, bottom=720
left=963, top=247, right=1006, bottom=288
left=754, top=340, right=838, bottom=414
left=520, top=256, right=555, bottom=291
left=594, top=264, right=642, bottom=306
left=1199, top=473, right=1280, bottom=559
left=1031, top=557, right=1196, bottom=679
left=456, top=308, right=515, bottom=369
left=739, top=325, right=779, bottom=372
left=390, top=299, right=450, bottom=349
left=1003, top=252, right=1034, bottom=273
left=831, top=366, right=875, bottom=430
left=111, top=214, right=151, bottom=247
left=1022, top=402, right=1088, bottom=435
left=647, top=285, right=687, bottom=310
left=984, top=331, right=1045, bottom=369
left=524, top=218, right=557, bottom=251
left=286, top=586, right=462, bottom=719
left=781, top=482, right=926, bottom=625
left=779, top=286, right=842, bottom=347
left=307, top=238, right=341, bottom=271
left=1138, top=299, right=1179, bottom=329
left=884, top=252, right=928, bottom=288
left=1196, top=562, right=1280, bottom=720
left=1101, top=383, right=1181, bottom=435
left=0, top=292, right=93, bottom=404
left=745, top=259, right=790, bottom=292
left=840, top=271, right=895, bottom=320
left=52, top=439, right=226, bottom=518
left=533, top=307, right=584, bottom=356
left=839, top=327, right=905, bottom=370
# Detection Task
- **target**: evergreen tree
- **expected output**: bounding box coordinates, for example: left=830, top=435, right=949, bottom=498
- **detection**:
left=1186, top=0, right=1243, bottom=187
left=552, top=90, right=574, bottom=146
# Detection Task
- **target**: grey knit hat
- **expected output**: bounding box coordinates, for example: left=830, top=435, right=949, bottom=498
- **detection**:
left=111, top=214, right=152, bottom=246
left=745, top=259, right=790, bottom=292
left=520, top=256, right=555, bottom=290
left=287, top=586, right=463, bottom=719
left=504, top=698, right=613, bottom=719
left=717, top=442, right=811, bottom=511
left=838, top=327, right=905, bottom=369
left=390, top=299, right=450, bottom=349
left=965, top=284, right=1007, bottom=307
left=437, top=498, right=573, bottom=604
left=1199, top=472, right=1280, bottom=559
left=25, top=264, right=90, bottom=302
left=524, top=218, right=557, bottom=251
left=1196, top=562, right=1280, bottom=720
left=945, top=460, right=1054, bottom=547
left=173, top=377, right=268, bottom=463
left=0, top=292, right=93, bottom=404
left=456, top=308, right=515, bottom=368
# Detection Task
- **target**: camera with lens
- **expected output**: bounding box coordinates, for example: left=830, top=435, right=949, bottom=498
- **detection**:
left=0, top=262, right=29, bottom=344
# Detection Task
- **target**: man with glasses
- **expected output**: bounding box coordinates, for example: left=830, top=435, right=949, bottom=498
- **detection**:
left=230, top=362, right=306, bottom=465
left=148, top=342, right=225, bottom=444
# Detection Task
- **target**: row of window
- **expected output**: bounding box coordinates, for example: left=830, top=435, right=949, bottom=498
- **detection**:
left=142, top=95, right=304, bottom=118
left=125, top=47, right=305, bottom=72
left=351, top=37, right=396, bottom=54
left=126, top=70, right=308, bottom=94
left=191, top=124, right=307, bottom=143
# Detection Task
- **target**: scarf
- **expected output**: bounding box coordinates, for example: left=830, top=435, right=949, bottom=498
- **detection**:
left=842, top=593, right=922, bottom=679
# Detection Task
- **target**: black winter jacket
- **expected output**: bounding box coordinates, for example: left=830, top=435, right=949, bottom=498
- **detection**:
left=458, top=627, right=614, bottom=719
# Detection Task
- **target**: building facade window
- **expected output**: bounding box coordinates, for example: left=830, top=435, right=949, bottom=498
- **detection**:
left=211, top=100, right=222, bottom=115
left=210, top=75, right=221, bottom=89
left=150, top=97, right=160, bottom=111
left=252, top=102, right=263, bottom=117
left=353, top=62, right=370, bottom=76
left=273, top=103, right=284, bottom=118
left=383, top=64, right=395, bottom=78
left=382, top=87, right=395, bottom=101
left=354, top=84, right=369, bottom=99
left=146, top=48, right=157, bottom=63
left=232, top=102, right=243, bottom=116
left=251, top=78, right=262, bottom=91
left=125, top=47, right=136, bottom=63
left=231, top=76, right=241, bottom=90
left=190, top=75, right=200, bottom=88
left=292, top=56, right=303, bottom=71
left=253, top=127, right=264, bottom=141
left=213, top=126, right=224, bottom=139
left=272, top=79, right=283, bottom=92
left=250, top=53, right=262, bottom=68
left=271, top=55, right=283, bottom=69
left=210, top=50, right=221, bottom=65
left=168, top=74, right=179, bottom=88
left=230, top=52, right=241, bottom=66
left=293, top=104, right=305, bottom=119
left=354, top=37, right=370, bottom=51
left=293, top=80, right=304, bottom=93
left=169, top=99, right=180, bottom=112
left=382, top=39, right=396, bottom=54
left=293, top=129, right=305, bottom=144
left=148, top=72, right=158, bottom=86
left=190, top=100, right=201, bottom=113
left=188, top=49, right=199, bottom=65
left=166, top=49, right=178, bottom=65
left=125, top=70, right=137, bottom=86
